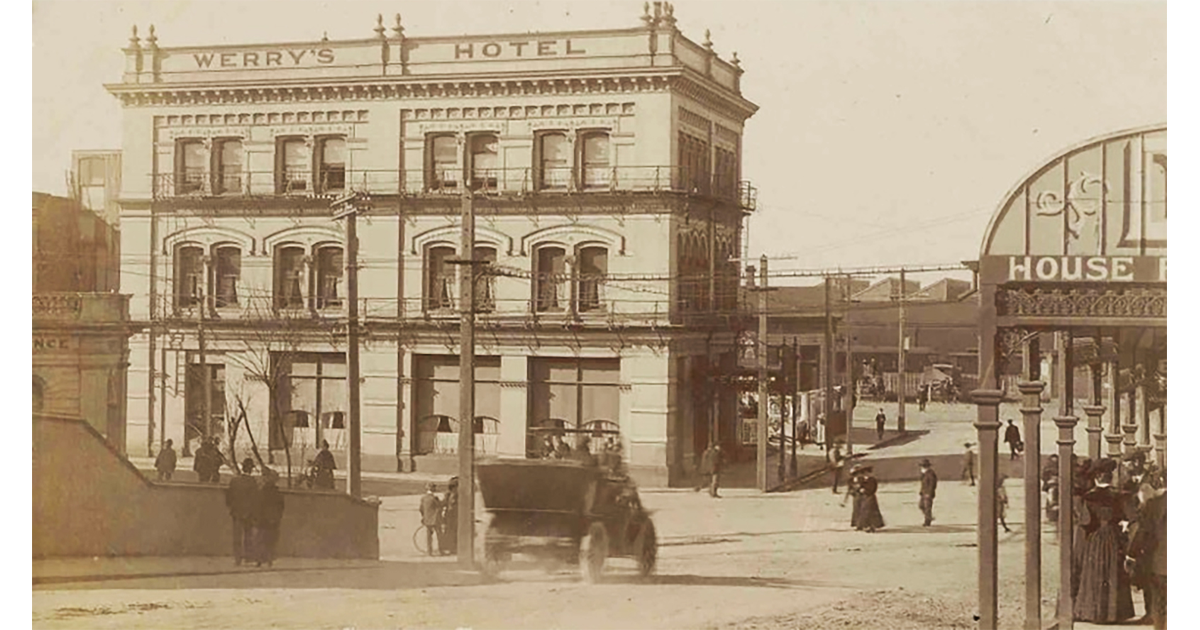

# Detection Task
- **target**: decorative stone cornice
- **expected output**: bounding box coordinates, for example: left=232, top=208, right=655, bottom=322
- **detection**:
left=107, top=71, right=757, bottom=122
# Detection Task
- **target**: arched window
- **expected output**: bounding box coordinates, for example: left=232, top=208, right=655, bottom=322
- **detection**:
left=580, top=131, right=610, bottom=189
left=428, top=135, right=459, bottom=191
left=425, top=245, right=456, bottom=311
left=577, top=246, right=607, bottom=312
left=212, top=245, right=241, bottom=308
left=534, top=246, right=567, bottom=312
left=275, top=245, right=306, bottom=310
left=474, top=246, right=497, bottom=313
left=469, top=133, right=499, bottom=191
left=215, top=138, right=243, bottom=195
left=175, top=245, right=204, bottom=309
left=315, top=246, right=344, bottom=309
left=539, top=132, right=570, bottom=190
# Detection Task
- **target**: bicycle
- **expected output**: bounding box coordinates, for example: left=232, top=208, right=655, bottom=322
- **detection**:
left=412, top=523, right=441, bottom=556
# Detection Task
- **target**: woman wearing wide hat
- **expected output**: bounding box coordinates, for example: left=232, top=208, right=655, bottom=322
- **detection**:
left=855, top=465, right=885, bottom=533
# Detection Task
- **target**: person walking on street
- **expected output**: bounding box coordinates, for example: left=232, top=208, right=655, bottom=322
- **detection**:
left=961, top=443, right=976, bottom=486
left=419, top=483, right=442, bottom=557
left=254, top=468, right=284, bottom=567
left=829, top=441, right=846, bottom=494
left=1004, top=419, right=1023, bottom=460
left=856, top=466, right=885, bottom=533
left=155, top=439, right=177, bottom=481
left=1126, top=473, right=1166, bottom=630
left=194, top=437, right=225, bottom=483
left=696, top=443, right=722, bottom=498
left=843, top=464, right=865, bottom=529
left=919, top=458, right=938, bottom=526
left=225, top=457, right=260, bottom=566
left=874, top=409, right=887, bottom=442
left=313, top=440, right=337, bottom=490
left=1074, top=459, right=1135, bottom=624
left=997, top=474, right=1012, bottom=533
left=918, top=384, right=928, bottom=411
left=441, top=477, right=459, bottom=556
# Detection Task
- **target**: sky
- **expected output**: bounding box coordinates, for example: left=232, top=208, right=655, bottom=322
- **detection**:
left=30, top=0, right=1167, bottom=281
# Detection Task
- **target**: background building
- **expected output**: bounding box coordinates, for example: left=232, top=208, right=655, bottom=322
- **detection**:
left=111, top=4, right=757, bottom=485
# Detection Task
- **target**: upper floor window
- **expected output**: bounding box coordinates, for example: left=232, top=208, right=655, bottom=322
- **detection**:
left=425, top=245, right=456, bottom=311
left=212, top=245, right=241, bottom=308
left=469, top=133, right=499, bottom=191
left=474, top=246, right=497, bottom=313
left=275, top=245, right=307, bottom=310
left=214, top=139, right=243, bottom=195
left=428, top=135, right=458, bottom=192
left=315, top=246, right=344, bottom=309
left=714, top=146, right=737, bottom=199
left=577, top=246, right=608, bottom=312
left=317, top=137, right=346, bottom=193
left=538, top=132, right=570, bottom=190
left=534, top=246, right=568, bottom=313
left=277, top=138, right=309, bottom=194
left=580, top=132, right=610, bottom=189
left=175, top=245, right=204, bottom=309
left=78, top=157, right=106, bottom=187
left=176, top=140, right=206, bottom=194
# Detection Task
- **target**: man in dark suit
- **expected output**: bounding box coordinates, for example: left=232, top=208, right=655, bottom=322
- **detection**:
left=1004, top=419, right=1022, bottom=460
left=918, top=458, right=938, bottom=526
left=1126, top=475, right=1167, bottom=629
left=874, top=409, right=887, bottom=441
left=225, top=458, right=260, bottom=566
left=419, top=483, right=442, bottom=557
left=695, top=444, right=722, bottom=498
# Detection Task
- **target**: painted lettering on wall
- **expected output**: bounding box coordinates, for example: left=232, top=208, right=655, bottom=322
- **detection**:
left=454, top=39, right=588, bottom=59
left=193, top=48, right=335, bottom=69
left=33, top=337, right=71, bottom=352
left=1000, top=256, right=1164, bottom=283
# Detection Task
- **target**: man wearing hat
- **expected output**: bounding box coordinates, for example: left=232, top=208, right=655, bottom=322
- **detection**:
left=255, top=468, right=285, bottom=567
left=225, top=457, right=260, bottom=566
left=961, top=443, right=976, bottom=486
left=918, top=458, right=938, bottom=526
left=828, top=440, right=846, bottom=494
left=419, top=483, right=443, bottom=556
left=440, top=477, right=459, bottom=556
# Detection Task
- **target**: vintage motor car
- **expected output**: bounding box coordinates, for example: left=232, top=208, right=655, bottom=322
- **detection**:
left=475, top=428, right=657, bottom=582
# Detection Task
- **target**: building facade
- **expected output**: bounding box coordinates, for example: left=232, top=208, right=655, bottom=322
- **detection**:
left=110, top=5, right=757, bottom=485
left=33, top=191, right=131, bottom=449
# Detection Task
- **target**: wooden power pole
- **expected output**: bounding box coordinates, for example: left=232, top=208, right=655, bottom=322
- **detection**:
left=756, top=256, right=769, bottom=492
left=897, top=268, right=907, bottom=433
left=332, top=192, right=367, bottom=498
left=456, top=189, right=478, bottom=567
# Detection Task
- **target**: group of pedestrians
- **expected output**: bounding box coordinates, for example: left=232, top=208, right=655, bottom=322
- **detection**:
left=1064, top=452, right=1167, bottom=628
left=842, top=463, right=885, bottom=532
left=225, top=457, right=286, bottom=567
left=418, top=478, right=460, bottom=557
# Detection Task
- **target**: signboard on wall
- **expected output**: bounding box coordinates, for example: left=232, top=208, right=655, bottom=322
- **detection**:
left=980, top=255, right=1166, bottom=284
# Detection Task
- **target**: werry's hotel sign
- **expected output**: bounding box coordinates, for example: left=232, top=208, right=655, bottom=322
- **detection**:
left=185, top=38, right=589, bottom=69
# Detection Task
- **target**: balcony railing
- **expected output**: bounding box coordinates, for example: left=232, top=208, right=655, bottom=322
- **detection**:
left=150, top=166, right=757, bottom=210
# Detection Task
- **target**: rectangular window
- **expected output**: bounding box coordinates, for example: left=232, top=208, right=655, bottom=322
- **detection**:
left=316, top=247, right=343, bottom=309
left=270, top=353, right=346, bottom=450
left=528, top=357, right=620, bottom=455
left=214, top=139, right=243, bottom=195
left=213, top=246, right=240, bottom=308
left=176, top=245, right=204, bottom=309
left=318, top=137, right=346, bottom=193
left=470, top=134, right=499, bottom=191
left=539, top=133, right=570, bottom=190
left=185, top=363, right=226, bottom=445
left=275, top=246, right=306, bottom=310
left=428, top=135, right=458, bottom=191
left=535, top=247, right=567, bottom=312
left=581, top=132, right=610, bottom=189
left=277, top=138, right=309, bottom=193
left=176, top=140, right=206, bottom=194
left=78, top=157, right=106, bottom=186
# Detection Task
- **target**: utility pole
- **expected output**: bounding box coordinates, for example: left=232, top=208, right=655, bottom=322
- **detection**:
left=823, top=276, right=834, bottom=450
left=790, top=337, right=799, bottom=475
left=332, top=192, right=367, bottom=498
left=897, top=268, right=907, bottom=433
left=844, top=277, right=855, bottom=455
left=456, top=188, right=478, bottom=567
left=756, top=255, right=770, bottom=492
left=199, top=258, right=212, bottom=445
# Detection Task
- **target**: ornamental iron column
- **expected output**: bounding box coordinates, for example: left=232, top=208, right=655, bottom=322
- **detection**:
left=1105, top=341, right=1122, bottom=458
left=972, top=388, right=1003, bottom=630
left=1122, top=390, right=1138, bottom=455
left=1154, top=404, right=1166, bottom=469
left=1055, top=414, right=1078, bottom=630
left=1082, top=405, right=1105, bottom=461
left=1018, top=381, right=1045, bottom=630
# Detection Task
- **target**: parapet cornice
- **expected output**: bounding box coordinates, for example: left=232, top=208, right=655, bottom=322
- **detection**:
left=105, top=70, right=757, bottom=122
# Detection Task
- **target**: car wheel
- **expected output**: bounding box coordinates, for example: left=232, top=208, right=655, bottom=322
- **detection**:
left=634, top=519, right=657, bottom=578
left=579, top=522, right=608, bottom=584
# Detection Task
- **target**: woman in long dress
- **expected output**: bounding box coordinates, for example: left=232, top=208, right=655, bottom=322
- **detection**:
left=1074, top=460, right=1135, bottom=623
left=856, top=466, right=885, bottom=533
left=843, top=465, right=864, bottom=530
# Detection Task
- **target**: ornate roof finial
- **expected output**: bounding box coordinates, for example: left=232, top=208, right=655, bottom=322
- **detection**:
left=375, top=14, right=386, bottom=38
left=662, top=2, right=676, bottom=26
left=652, top=1, right=662, bottom=21
left=393, top=13, right=405, bottom=38
left=731, top=51, right=741, bottom=68
left=641, top=2, right=653, bottom=25
left=322, top=31, right=329, bottom=42
left=129, top=25, right=140, bottom=49
left=146, top=24, right=157, bottom=47
left=704, top=29, right=713, bottom=51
